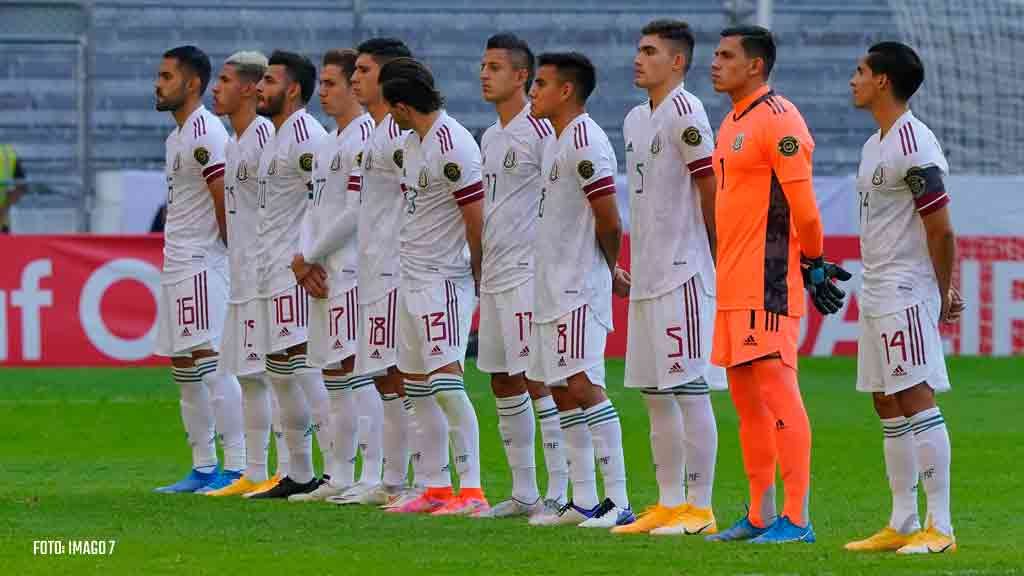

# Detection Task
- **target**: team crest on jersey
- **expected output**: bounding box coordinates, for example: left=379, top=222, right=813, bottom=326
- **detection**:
left=732, top=133, right=745, bottom=151
left=173, top=152, right=181, bottom=172
left=778, top=136, right=800, bottom=157
left=444, top=162, right=461, bottom=183
left=872, top=165, right=884, bottom=186
left=236, top=161, right=249, bottom=182
left=393, top=149, right=404, bottom=168
left=683, top=126, right=702, bottom=147
left=650, top=133, right=662, bottom=155
left=330, top=152, right=342, bottom=172
left=577, top=160, right=595, bottom=180
left=299, top=153, right=314, bottom=172
left=503, top=149, right=517, bottom=170
left=418, top=167, right=429, bottom=189
left=548, top=162, right=559, bottom=182
left=194, top=147, right=210, bottom=165
left=267, top=158, right=277, bottom=175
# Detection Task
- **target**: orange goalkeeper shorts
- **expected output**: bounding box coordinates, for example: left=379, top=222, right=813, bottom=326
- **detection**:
left=712, top=309, right=800, bottom=370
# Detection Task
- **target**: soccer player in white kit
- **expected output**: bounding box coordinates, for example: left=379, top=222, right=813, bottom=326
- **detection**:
left=152, top=45, right=245, bottom=494
left=476, top=33, right=569, bottom=519
left=288, top=49, right=379, bottom=501
left=846, top=41, right=964, bottom=554
left=613, top=20, right=726, bottom=536
left=379, top=58, right=488, bottom=516
left=248, top=50, right=329, bottom=499
left=203, top=51, right=284, bottom=497
left=525, top=53, right=635, bottom=528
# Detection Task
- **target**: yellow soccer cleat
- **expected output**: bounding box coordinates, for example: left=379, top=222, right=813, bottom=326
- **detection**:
left=649, top=505, right=718, bottom=536
left=611, top=504, right=687, bottom=534
left=205, top=475, right=262, bottom=497
left=242, top=473, right=283, bottom=499
left=845, top=527, right=915, bottom=551
left=896, top=522, right=957, bottom=555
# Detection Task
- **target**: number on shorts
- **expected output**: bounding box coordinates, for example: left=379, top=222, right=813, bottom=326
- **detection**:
left=243, top=319, right=255, bottom=349
left=666, top=326, right=684, bottom=359
left=369, top=316, right=388, bottom=347
left=556, top=323, right=568, bottom=354
left=421, top=312, right=447, bottom=343
left=330, top=306, right=345, bottom=337
left=514, top=311, right=533, bottom=342
left=274, top=294, right=295, bottom=325
left=881, top=330, right=907, bottom=365
left=176, top=297, right=195, bottom=327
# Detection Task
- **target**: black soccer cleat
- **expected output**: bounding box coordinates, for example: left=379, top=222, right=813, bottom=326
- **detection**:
left=247, top=476, right=320, bottom=499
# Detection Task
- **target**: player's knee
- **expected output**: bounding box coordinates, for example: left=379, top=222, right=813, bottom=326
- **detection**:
left=895, top=382, right=937, bottom=417
left=549, top=386, right=576, bottom=411
left=871, top=392, right=902, bottom=419
left=525, top=378, right=551, bottom=401
left=431, top=361, right=463, bottom=377
left=171, top=356, right=195, bottom=369
left=490, top=372, right=526, bottom=397
left=567, top=372, right=605, bottom=408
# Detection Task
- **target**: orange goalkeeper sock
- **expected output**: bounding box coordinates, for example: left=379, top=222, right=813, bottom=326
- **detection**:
left=727, top=364, right=778, bottom=528
left=752, top=358, right=812, bottom=527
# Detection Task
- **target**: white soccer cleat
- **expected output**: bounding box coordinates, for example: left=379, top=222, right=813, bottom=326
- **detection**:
left=326, top=482, right=379, bottom=506
left=477, top=496, right=541, bottom=519
left=528, top=500, right=595, bottom=526
left=380, top=486, right=423, bottom=510
left=577, top=498, right=636, bottom=528
left=288, top=479, right=351, bottom=502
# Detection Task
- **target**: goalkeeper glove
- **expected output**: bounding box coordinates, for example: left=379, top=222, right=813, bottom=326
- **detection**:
left=801, top=256, right=852, bottom=315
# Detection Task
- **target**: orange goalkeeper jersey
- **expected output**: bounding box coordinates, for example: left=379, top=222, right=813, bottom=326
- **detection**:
left=712, top=84, right=821, bottom=317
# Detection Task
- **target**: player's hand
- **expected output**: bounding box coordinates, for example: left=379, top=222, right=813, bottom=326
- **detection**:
left=800, top=256, right=852, bottom=315
left=613, top=266, right=631, bottom=298
left=942, top=286, right=966, bottom=324
left=303, top=264, right=328, bottom=299
left=290, top=254, right=313, bottom=282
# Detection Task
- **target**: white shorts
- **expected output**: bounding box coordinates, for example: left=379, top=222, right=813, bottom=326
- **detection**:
left=308, top=284, right=359, bottom=369
left=155, top=267, right=228, bottom=357
left=477, top=280, right=534, bottom=376
left=397, top=278, right=476, bottom=376
left=355, top=288, right=398, bottom=377
left=625, top=275, right=727, bottom=391
left=219, top=299, right=265, bottom=376
left=255, top=284, right=309, bottom=356
left=857, top=298, right=950, bottom=396
left=526, top=304, right=607, bottom=388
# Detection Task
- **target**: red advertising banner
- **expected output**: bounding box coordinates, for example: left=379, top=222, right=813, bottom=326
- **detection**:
left=1, top=234, right=1021, bottom=366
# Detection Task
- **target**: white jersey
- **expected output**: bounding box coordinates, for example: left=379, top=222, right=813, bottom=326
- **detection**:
left=357, top=114, right=407, bottom=303
left=624, top=83, right=716, bottom=300
left=163, top=105, right=229, bottom=283
left=857, top=110, right=949, bottom=317
left=480, top=104, right=552, bottom=294
left=255, top=108, right=326, bottom=297
left=399, top=111, right=484, bottom=289
left=534, top=113, right=618, bottom=327
left=303, top=113, right=374, bottom=294
left=225, top=116, right=274, bottom=302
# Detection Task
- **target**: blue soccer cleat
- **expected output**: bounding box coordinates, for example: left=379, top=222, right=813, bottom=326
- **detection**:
left=705, top=515, right=771, bottom=542
left=195, top=469, right=244, bottom=494
left=750, top=516, right=816, bottom=544
left=154, top=467, right=219, bottom=494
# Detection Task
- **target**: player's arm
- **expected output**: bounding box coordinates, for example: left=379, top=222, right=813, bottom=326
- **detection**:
left=197, top=129, right=228, bottom=244
left=576, top=144, right=622, bottom=276
left=205, top=175, right=227, bottom=245
left=674, top=113, right=719, bottom=260
left=591, top=193, right=622, bottom=275
left=909, top=165, right=960, bottom=321
left=459, top=198, right=484, bottom=291
left=695, top=173, right=717, bottom=260
left=446, top=142, right=485, bottom=291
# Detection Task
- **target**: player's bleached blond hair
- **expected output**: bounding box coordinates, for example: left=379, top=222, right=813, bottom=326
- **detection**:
left=225, top=51, right=268, bottom=84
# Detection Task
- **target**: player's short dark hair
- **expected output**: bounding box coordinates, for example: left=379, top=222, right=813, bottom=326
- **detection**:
left=268, top=50, right=317, bottom=103
left=323, top=49, right=358, bottom=83
left=720, top=25, right=776, bottom=79
left=163, top=45, right=212, bottom=95
left=536, top=52, right=597, bottom=104
left=379, top=57, right=443, bottom=114
left=641, top=19, right=696, bottom=73
left=866, top=41, right=925, bottom=102
left=486, top=33, right=535, bottom=93
left=356, top=37, right=413, bottom=67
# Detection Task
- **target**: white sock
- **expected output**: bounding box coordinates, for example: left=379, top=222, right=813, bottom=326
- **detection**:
left=267, top=362, right=313, bottom=483
left=533, top=395, right=568, bottom=503
left=293, top=361, right=331, bottom=480
left=433, top=374, right=482, bottom=490
left=270, top=385, right=289, bottom=477
left=496, top=392, right=539, bottom=503
left=882, top=416, right=920, bottom=533
left=559, top=407, right=598, bottom=509
left=380, top=392, right=409, bottom=487
left=644, top=391, right=686, bottom=507
left=353, top=380, right=383, bottom=485
left=239, top=374, right=271, bottom=482
left=676, top=387, right=718, bottom=509
left=325, top=374, right=357, bottom=486
left=200, top=360, right=245, bottom=473
left=910, top=407, right=953, bottom=535
left=403, top=396, right=425, bottom=488
left=172, top=363, right=217, bottom=471
left=405, top=379, right=451, bottom=489
left=585, top=399, right=629, bottom=509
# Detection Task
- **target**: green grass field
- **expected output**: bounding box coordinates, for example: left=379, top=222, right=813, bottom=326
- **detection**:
left=1, top=358, right=1021, bottom=575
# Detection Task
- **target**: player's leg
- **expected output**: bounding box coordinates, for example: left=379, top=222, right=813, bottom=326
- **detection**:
left=526, top=378, right=568, bottom=508
left=352, top=375, right=383, bottom=487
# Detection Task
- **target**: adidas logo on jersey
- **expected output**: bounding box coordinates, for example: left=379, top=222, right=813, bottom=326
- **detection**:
left=278, top=327, right=291, bottom=338
left=180, top=327, right=192, bottom=337
left=743, top=334, right=758, bottom=346
left=669, top=362, right=685, bottom=374
left=558, top=356, right=567, bottom=367
left=370, top=349, right=382, bottom=360
left=519, top=346, right=530, bottom=358
left=430, top=345, right=443, bottom=356
left=247, top=352, right=260, bottom=361
left=332, top=339, right=344, bottom=350
left=891, top=365, right=908, bottom=377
